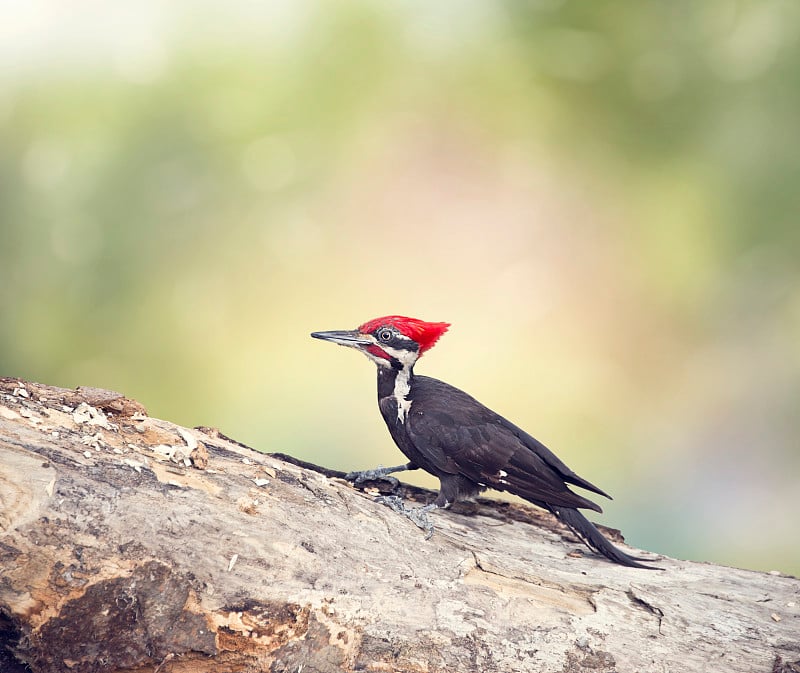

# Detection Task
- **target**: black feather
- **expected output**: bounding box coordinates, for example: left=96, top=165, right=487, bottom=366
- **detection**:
left=369, top=359, right=658, bottom=569
left=549, top=506, right=659, bottom=570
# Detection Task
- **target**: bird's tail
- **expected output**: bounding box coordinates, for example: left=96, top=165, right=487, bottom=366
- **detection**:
left=551, top=506, right=659, bottom=570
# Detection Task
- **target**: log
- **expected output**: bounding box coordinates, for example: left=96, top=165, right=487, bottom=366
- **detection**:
left=0, top=377, right=798, bottom=673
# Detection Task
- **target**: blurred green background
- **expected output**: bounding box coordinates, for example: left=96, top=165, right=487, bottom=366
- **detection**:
left=2, top=1, right=798, bottom=574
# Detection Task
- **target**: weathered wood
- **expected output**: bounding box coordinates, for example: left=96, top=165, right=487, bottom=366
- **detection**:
left=0, top=377, right=798, bottom=673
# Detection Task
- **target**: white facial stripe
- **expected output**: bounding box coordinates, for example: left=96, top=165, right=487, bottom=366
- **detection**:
left=363, top=350, right=392, bottom=368
left=354, top=334, right=392, bottom=368
left=355, top=331, right=418, bottom=419
left=381, top=344, right=418, bottom=367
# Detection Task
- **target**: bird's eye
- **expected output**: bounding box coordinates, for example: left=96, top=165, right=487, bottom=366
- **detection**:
left=378, top=329, right=393, bottom=342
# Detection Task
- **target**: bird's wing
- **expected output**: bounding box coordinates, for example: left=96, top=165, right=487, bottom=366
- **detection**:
left=406, top=381, right=603, bottom=512
left=496, top=418, right=611, bottom=499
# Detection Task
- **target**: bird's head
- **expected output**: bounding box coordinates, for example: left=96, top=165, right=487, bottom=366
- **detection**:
left=311, top=315, right=450, bottom=369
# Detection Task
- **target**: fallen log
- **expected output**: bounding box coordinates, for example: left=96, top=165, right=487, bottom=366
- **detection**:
left=0, top=377, right=798, bottom=672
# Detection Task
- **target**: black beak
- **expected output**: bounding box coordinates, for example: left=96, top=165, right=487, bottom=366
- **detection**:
left=311, top=330, right=372, bottom=347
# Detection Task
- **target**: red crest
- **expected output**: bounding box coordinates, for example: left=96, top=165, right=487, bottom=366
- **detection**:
left=358, top=315, right=450, bottom=355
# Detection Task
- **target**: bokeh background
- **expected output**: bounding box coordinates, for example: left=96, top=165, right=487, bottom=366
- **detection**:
left=2, top=0, right=798, bottom=574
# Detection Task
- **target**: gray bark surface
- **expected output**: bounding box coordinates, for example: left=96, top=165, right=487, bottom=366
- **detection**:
left=0, top=377, right=798, bottom=673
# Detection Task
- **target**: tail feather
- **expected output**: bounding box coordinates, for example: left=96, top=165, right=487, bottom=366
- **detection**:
left=551, top=506, right=659, bottom=570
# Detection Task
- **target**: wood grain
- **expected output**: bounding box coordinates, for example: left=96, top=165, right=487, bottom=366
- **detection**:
left=1, top=378, right=798, bottom=672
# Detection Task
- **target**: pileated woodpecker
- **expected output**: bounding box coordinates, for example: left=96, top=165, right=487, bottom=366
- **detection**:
left=311, top=315, right=656, bottom=569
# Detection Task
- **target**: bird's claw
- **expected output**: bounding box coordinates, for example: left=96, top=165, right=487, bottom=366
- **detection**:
left=374, top=495, right=436, bottom=539
left=345, top=468, right=400, bottom=490
left=373, top=494, right=405, bottom=512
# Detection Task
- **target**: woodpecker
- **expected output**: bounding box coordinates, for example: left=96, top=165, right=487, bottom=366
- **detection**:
left=311, top=315, right=656, bottom=569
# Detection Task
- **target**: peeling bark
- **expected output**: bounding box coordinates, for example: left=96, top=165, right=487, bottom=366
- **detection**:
left=1, top=377, right=798, bottom=673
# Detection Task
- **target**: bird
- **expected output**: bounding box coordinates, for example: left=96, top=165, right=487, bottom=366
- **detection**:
left=311, top=315, right=657, bottom=569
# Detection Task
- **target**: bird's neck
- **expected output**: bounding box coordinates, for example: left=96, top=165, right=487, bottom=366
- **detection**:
left=377, top=363, right=415, bottom=423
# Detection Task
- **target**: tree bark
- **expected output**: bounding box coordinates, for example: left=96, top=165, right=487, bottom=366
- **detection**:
left=1, top=377, right=798, bottom=673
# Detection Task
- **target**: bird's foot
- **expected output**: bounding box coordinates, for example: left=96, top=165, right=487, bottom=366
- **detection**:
left=374, top=495, right=437, bottom=540
left=345, top=467, right=401, bottom=490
